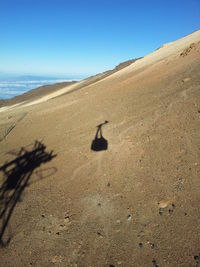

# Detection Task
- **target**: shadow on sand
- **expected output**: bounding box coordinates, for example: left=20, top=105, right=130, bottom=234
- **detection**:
left=91, top=120, right=109, bottom=152
left=0, top=140, right=57, bottom=247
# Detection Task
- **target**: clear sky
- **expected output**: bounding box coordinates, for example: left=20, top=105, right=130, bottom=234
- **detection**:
left=0, top=0, right=199, bottom=77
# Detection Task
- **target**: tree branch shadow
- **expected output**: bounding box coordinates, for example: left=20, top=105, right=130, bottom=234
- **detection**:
left=0, top=140, right=57, bottom=247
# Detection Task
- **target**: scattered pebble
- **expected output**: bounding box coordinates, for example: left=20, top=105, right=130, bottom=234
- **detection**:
left=158, top=200, right=169, bottom=209
left=159, top=208, right=163, bottom=215
left=107, top=182, right=111, bottom=187
left=116, top=220, right=121, bottom=224
left=194, top=255, right=200, bottom=263
left=127, top=214, right=132, bottom=221
left=56, top=232, right=60, bottom=235
left=51, top=255, right=62, bottom=263
left=158, top=201, right=176, bottom=216
left=169, top=208, right=173, bottom=214
left=97, top=232, right=103, bottom=238
left=169, top=203, right=176, bottom=214
left=41, top=214, right=45, bottom=218
left=138, top=242, right=143, bottom=248
left=150, top=243, right=155, bottom=249
left=182, top=77, right=190, bottom=83
left=64, top=216, right=70, bottom=223
left=152, top=259, right=158, bottom=267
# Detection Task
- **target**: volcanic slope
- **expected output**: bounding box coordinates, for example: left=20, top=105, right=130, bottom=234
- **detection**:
left=0, top=30, right=200, bottom=266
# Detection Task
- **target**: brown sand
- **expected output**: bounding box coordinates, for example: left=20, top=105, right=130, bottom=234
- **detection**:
left=0, top=30, right=200, bottom=266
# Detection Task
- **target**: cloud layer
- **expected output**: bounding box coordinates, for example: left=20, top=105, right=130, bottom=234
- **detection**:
left=0, top=79, right=72, bottom=99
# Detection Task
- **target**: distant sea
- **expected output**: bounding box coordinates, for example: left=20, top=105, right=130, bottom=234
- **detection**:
left=0, top=74, right=81, bottom=99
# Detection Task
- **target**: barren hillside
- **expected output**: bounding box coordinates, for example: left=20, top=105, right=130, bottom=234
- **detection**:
left=0, top=30, right=200, bottom=267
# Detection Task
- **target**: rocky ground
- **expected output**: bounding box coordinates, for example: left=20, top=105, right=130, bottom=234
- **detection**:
left=0, top=31, right=200, bottom=266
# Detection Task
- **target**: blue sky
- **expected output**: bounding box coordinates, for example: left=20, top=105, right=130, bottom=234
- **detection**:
left=0, top=0, right=199, bottom=77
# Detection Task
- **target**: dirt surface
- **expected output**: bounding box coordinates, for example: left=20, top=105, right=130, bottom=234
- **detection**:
left=0, top=31, right=200, bottom=267
left=0, top=58, right=140, bottom=109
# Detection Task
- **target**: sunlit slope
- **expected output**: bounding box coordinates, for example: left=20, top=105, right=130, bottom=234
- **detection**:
left=0, top=31, right=200, bottom=266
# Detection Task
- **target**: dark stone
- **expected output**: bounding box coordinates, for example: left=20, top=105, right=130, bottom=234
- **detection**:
left=159, top=208, right=163, bottom=215
left=150, top=243, right=155, bottom=249
left=139, top=242, right=143, bottom=248
left=152, top=259, right=159, bottom=267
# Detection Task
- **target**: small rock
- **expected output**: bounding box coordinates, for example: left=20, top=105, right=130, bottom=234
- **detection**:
left=51, top=255, right=62, bottom=263
left=182, top=77, right=190, bottom=83
left=159, top=208, right=163, bottom=215
left=150, top=243, right=155, bottom=249
left=152, top=259, right=158, bottom=267
left=158, top=200, right=169, bottom=209
left=56, top=232, right=60, bottom=235
left=64, top=216, right=70, bottom=223
left=116, top=220, right=121, bottom=224
left=127, top=214, right=132, bottom=221
left=107, top=182, right=110, bottom=187
left=97, top=232, right=103, bottom=238
left=41, top=214, right=45, bottom=218
left=138, top=242, right=143, bottom=248
left=169, top=209, right=173, bottom=214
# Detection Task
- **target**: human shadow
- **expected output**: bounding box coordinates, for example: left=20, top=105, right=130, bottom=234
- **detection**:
left=91, top=120, right=109, bottom=151
left=0, top=140, right=57, bottom=247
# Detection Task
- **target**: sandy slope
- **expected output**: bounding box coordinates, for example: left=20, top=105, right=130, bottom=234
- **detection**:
left=0, top=30, right=200, bottom=266
left=1, top=30, right=199, bottom=113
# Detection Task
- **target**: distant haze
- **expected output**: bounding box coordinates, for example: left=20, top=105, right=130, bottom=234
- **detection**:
left=0, top=74, right=82, bottom=99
